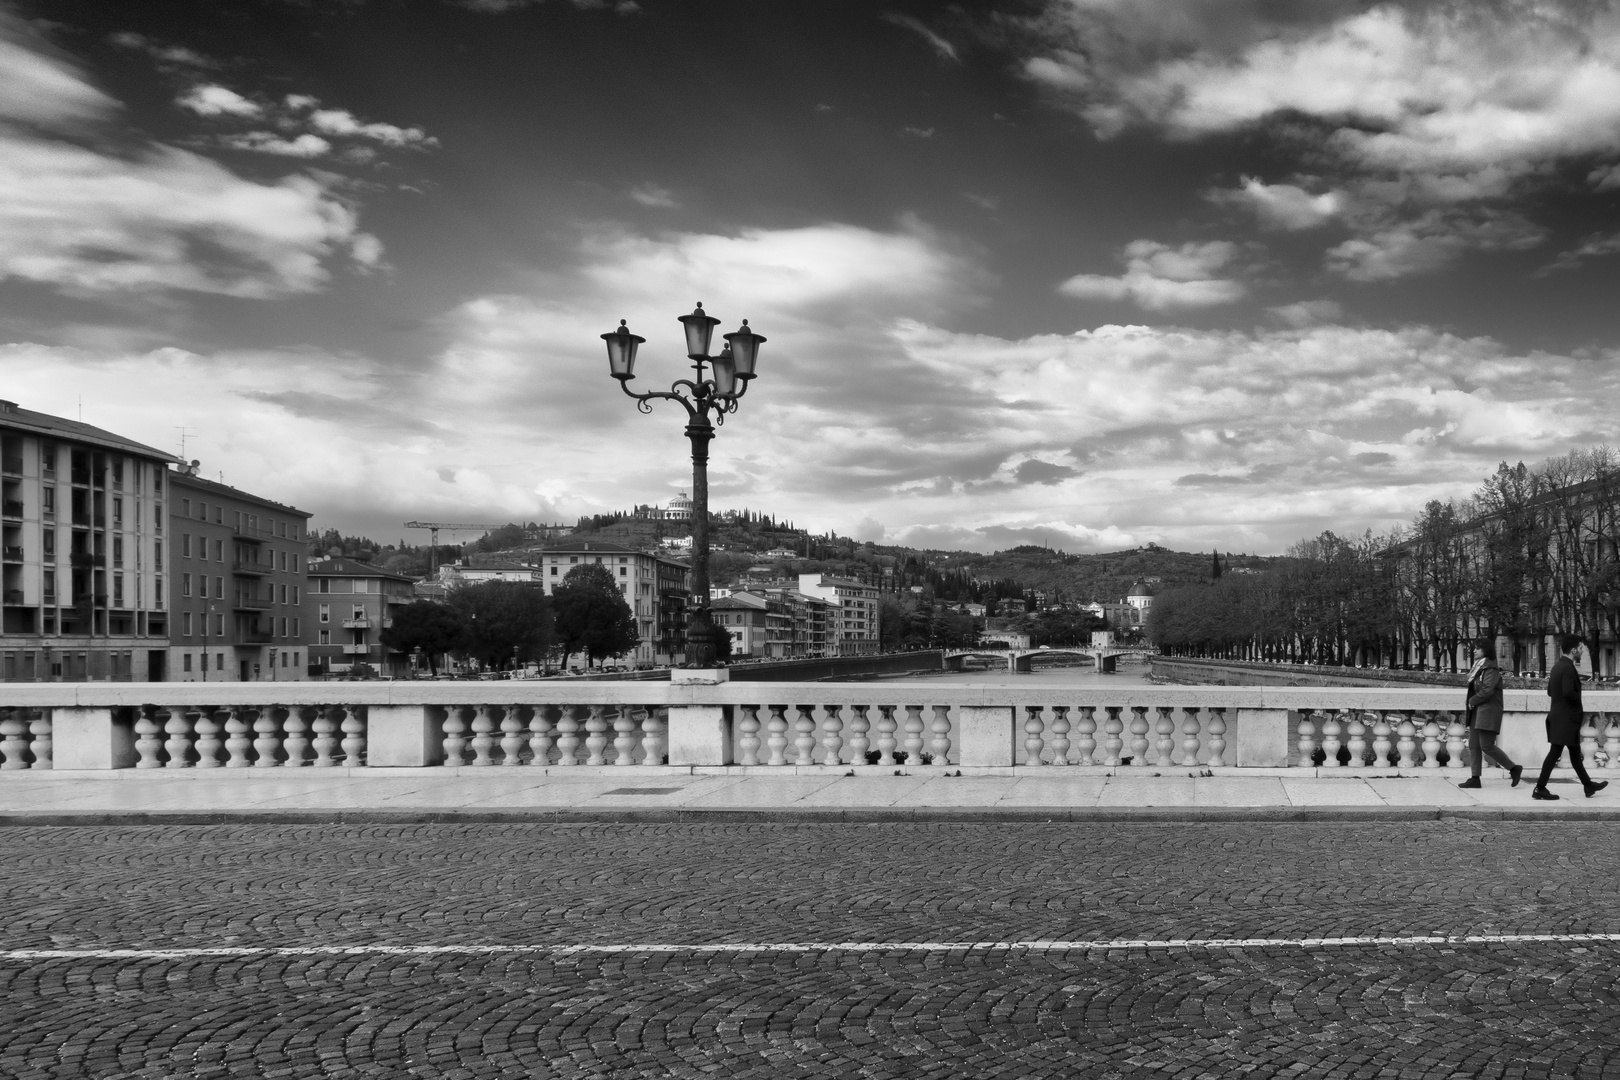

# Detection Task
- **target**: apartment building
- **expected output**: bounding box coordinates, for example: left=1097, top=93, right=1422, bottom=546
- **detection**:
left=798, top=573, right=882, bottom=655
left=712, top=590, right=793, bottom=659
left=0, top=400, right=174, bottom=681
left=754, top=586, right=837, bottom=657
left=167, top=466, right=311, bottom=682
left=537, top=540, right=690, bottom=666
left=306, top=557, right=418, bottom=678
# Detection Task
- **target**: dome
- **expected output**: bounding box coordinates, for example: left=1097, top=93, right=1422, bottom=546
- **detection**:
left=1127, top=581, right=1154, bottom=597
left=669, top=492, right=692, bottom=508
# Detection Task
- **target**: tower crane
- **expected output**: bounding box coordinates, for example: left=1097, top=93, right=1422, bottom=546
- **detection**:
left=404, top=521, right=500, bottom=579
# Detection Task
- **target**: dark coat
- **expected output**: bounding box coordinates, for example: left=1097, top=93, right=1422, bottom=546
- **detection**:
left=1465, top=661, right=1504, bottom=732
left=1545, top=656, right=1585, bottom=745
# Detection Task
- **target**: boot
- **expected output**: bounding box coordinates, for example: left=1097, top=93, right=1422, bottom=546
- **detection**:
left=1458, top=776, right=1482, bottom=789
left=1510, top=765, right=1523, bottom=787
left=1585, top=780, right=1609, bottom=798
left=1532, top=786, right=1560, bottom=800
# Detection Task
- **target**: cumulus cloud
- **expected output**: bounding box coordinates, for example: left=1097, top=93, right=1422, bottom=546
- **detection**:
left=1059, top=239, right=1248, bottom=309
left=300, top=105, right=435, bottom=148
left=177, top=84, right=261, bottom=117
left=1268, top=299, right=1343, bottom=327
left=1213, top=177, right=1344, bottom=230
left=1324, top=208, right=1543, bottom=281
left=221, top=132, right=332, bottom=158
left=109, top=32, right=212, bottom=69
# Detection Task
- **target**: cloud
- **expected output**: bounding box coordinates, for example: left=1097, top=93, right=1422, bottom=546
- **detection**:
left=1535, top=230, right=1620, bottom=276
left=883, top=13, right=960, bottom=63
left=629, top=182, right=678, bottom=208
left=1059, top=239, right=1248, bottom=309
left=1014, top=459, right=1078, bottom=485
left=1213, top=177, right=1344, bottom=230
left=177, top=85, right=262, bottom=118
left=221, top=132, right=332, bottom=158
left=0, top=21, right=114, bottom=126
left=108, top=32, right=213, bottom=69
left=1268, top=299, right=1343, bottom=328
left=901, top=126, right=937, bottom=139
left=1324, top=208, right=1543, bottom=281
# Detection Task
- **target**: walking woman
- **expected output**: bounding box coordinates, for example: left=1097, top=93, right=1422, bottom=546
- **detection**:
left=1532, top=633, right=1609, bottom=801
left=1458, top=638, right=1521, bottom=789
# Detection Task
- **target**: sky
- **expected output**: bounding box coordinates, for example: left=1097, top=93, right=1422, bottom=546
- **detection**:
left=3, top=0, right=1620, bottom=555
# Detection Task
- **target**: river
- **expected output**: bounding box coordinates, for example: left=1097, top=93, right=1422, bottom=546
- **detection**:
left=838, top=658, right=1158, bottom=686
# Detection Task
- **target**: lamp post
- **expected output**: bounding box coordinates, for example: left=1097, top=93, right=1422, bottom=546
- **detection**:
left=603, top=302, right=764, bottom=669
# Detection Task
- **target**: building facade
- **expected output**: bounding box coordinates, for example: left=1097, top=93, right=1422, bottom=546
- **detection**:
left=712, top=590, right=794, bottom=658
left=537, top=540, right=690, bottom=667
left=1, top=400, right=176, bottom=682
left=168, top=467, right=311, bottom=682
left=306, top=557, right=418, bottom=678
left=798, top=573, right=882, bottom=655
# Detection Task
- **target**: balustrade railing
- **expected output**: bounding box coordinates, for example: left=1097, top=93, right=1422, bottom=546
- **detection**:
left=1, top=685, right=1617, bottom=773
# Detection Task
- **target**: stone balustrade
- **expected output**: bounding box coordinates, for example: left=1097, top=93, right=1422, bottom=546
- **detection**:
left=0, top=682, right=1616, bottom=773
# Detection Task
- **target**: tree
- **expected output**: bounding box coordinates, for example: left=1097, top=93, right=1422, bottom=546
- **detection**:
left=551, top=563, right=640, bottom=668
left=380, top=601, right=468, bottom=674
left=446, top=582, right=554, bottom=670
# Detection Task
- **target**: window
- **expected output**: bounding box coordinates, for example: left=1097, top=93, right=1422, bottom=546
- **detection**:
left=570, top=556, right=578, bottom=564
left=42, top=446, right=55, bottom=473
left=181, top=499, right=190, bottom=518
left=292, top=617, right=300, bottom=637
left=215, top=576, right=223, bottom=597
left=113, top=574, right=123, bottom=606
left=291, top=585, right=299, bottom=605
left=620, top=566, right=627, bottom=576
left=282, top=651, right=289, bottom=667
left=280, top=584, right=288, bottom=604
left=182, top=573, right=192, bottom=597
left=112, top=497, right=122, bottom=524
left=154, top=502, right=162, bottom=532
left=42, top=487, right=54, bottom=515
left=198, top=575, right=207, bottom=598
left=550, top=566, right=558, bottom=576
left=292, top=553, right=300, bottom=572
left=155, top=575, right=163, bottom=608
left=215, top=652, right=223, bottom=670
left=182, top=612, right=192, bottom=636
left=279, top=551, right=287, bottom=572
left=214, top=506, right=222, bottom=524
left=279, top=617, right=288, bottom=637
left=197, top=501, right=206, bottom=520
left=42, top=531, right=54, bottom=558
left=319, top=629, right=330, bottom=645
left=154, top=539, right=161, bottom=564
left=181, top=534, right=191, bottom=558
left=234, top=511, right=241, bottom=531
left=214, top=539, right=223, bottom=561
left=182, top=653, right=192, bottom=672
left=278, top=520, right=286, bottom=538
left=43, top=570, right=55, bottom=601
left=292, top=650, right=299, bottom=666
left=113, top=536, right=123, bottom=566
left=352, top=605, right=365, bottom=619
left=214, top=614, right=224, bottom=637
left=319, top=603, right=329, bottom=623
left=318, top=578, right=329, bottom=593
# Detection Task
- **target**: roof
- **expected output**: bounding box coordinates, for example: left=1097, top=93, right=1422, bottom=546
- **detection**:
left=1128, top=581, right=1155, bottom=596
left=541, top=539, right=690, bottom=568
left=307, top=556, right=417, bottom=582
left=0, top=400, right=179, bottom=462
left=711, top=595, right=768, bottom=611
left=168, top=469, right=308, bottom=518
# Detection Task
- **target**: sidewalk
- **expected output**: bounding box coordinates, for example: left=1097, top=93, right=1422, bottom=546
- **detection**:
left=2, top=768, right=1616, bottom=823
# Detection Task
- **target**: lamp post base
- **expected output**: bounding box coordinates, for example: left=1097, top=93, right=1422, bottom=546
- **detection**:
left=685, top=615, right=720, bottom=670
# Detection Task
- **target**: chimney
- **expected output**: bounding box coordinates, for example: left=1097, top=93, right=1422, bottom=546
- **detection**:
left=0, top=400, right=16, bottom=413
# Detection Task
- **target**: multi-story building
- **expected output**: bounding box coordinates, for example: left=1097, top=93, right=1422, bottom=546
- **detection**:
left=306, top=557, right=418, bottom=679
left=537, top=540, right=690, bottom=666
left=167, top=465, right=311, bottom=682
left=712, top=590, right=793, bottom=659
left=0, top=400, right=174, bottom=681
left=798, top=573, right=882, bottom=655
left=757, top=586, right=836, bottom=657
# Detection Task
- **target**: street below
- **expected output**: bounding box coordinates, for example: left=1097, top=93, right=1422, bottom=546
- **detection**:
left=2, top=820, right=1617, bottom=1078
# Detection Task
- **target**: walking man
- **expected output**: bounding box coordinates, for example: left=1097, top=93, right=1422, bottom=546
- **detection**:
left=1458, top=637, right=1520, bottom=789
left=1532, top=633, right=1609, bottom=801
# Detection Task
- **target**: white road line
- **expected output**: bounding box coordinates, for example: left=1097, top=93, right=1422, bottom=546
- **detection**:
left=5, top=934, right=1620, bottom=961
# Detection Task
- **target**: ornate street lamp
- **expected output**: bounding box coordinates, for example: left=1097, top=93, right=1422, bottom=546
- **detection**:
left=603, top=302, right=765, bottom=668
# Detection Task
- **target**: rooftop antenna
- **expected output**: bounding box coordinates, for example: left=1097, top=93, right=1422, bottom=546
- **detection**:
left=174, top=426, right=196, bottom=459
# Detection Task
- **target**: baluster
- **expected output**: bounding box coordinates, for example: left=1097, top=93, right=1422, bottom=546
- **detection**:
left=1047, top=707, right=1070, bottom=766
left=0, top=709, right=29, bottom=769
left=930, top=705, right=952, bottom=767
left=820, top=705, right=845, bottom=765
left=1421, top=713, right=1442, bottom=769
left=498, top=706, right=525, bottom=765
left=584, top=706, right=610, bottom=766
left=766, top=705, right=790, bottom=766
left=1296, top=710, right=1317, bottom=769
left=224, top=707, right=252, bottom=768
left=1205, top=708, right=1227, bottom=768
left=1154, top=707, right=1177, bottom=767
left=554, top=706, right=580, bottom=765
left=253, top=705, right=282, bottom=767
left=342, top=706, right=366, bottom=766
left=469, top=704, right=496, bottom=766
left=193, top=707, right=222, bottom=768
left=1023, top=706, right=1045, bottom=766
left=874, top=706, right=897, bottom=766
left=442, top=706, right=469, bottom=766
left=902, top=706, right=925, bottom=765
left=1396, top=713, right=1417, bottom=769
left=1347, top=713, right=1368, bottom=767
left=1372, top=713, right=1394, bottom=767
left=1444, top=712, right=1467, bottom=770
left=1581, top=714, right=1600, bottom=771
left=528, top=707, right=555, bottom=766
left=1180, top=708, right=1201, bottom=767
left=737, top=705, right=762, bottom=766
left=793, top=706, right=818, bottom=766
left=1605, top=715, right=1620, bottom=775
left=847, top=705, right=871, bottom=765
left=1101, top=707, right=1124, bottom=767
left=613, top=708, right=637, bottom=766
left=135, top=705, right=165, bottom=769
left=1073, top=706, right=1097, bottom=766
left=1320, top=711, right=1342, bottom=769
left=284, top=706, right=311, bottom=767
left=27, top=710, right=51, bottom=770
left=312, top=706, right=340, bottom=767
left=1128, top=707, right=1150, bottom=767
left=641, top=708, right=666, bottom=766
left=162, top=706, right=193, bottom=768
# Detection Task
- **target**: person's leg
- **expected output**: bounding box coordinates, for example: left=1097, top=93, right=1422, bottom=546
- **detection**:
left=1468, top=727, right=1485, bottom=779
left=1477, top=730, right=1516, bottom=772
left=1569, top=743, right=1595, bottom=786
left=1536, top=744, right=1564, bottom=788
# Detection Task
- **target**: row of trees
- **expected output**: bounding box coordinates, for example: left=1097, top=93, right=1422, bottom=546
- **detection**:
left=1149, top=449, right=1620, bottom=673
left=380, top=565, right=638, bottom=673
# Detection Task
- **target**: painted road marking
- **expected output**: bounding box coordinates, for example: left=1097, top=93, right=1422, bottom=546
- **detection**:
left=6, top=934, right=1620, bottom=961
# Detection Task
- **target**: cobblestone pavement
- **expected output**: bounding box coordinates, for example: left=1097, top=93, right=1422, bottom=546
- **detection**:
left=2, top=821, right=1618, bottom=1078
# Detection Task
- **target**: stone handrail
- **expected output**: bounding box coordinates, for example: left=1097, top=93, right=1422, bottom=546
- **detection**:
left=1, top=682, right=1616, bottom=774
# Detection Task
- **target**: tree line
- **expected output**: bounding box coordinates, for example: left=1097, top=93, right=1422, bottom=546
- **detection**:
left=1149, top=448, right=1620, bottom=674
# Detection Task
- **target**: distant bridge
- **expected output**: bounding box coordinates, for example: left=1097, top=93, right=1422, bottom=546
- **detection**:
left=942, top=646, right=1155, bottom=674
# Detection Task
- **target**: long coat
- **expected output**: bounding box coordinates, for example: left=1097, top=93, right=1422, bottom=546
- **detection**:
left=1545, top=656, right=1585, bottom=745
left=1465, top=661, right=1504, bottom=732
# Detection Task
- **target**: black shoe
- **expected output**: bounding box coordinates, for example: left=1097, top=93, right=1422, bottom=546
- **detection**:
left=1510, top=765, right=1523, bottom=787
left=1458, top=776, right=1482, bottom=789
left=1532, top=786, right=1559, bottom=801
left=1585, top=780, right=1609, bottom=799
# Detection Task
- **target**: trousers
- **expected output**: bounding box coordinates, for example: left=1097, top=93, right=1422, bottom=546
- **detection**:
left=1468, top=727, right=1516, bottom=778
left=1536, top=743, right=1593, bottom=788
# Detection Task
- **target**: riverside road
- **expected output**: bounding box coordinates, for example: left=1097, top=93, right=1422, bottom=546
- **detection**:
left=2, top=821, right=1617, bottom=1079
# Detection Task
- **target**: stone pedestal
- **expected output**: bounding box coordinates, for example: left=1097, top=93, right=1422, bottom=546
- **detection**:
left=668, top=705, right=731, bottom=765
left=671, top=668, right=731, bottom=685
left=1233, top=708, right=1290, bottom=767
left=956, top=706, right=1016, bottom=767
left=52, top=707, right=135, bottom=770
left=366, top=705, right=442, bottom=767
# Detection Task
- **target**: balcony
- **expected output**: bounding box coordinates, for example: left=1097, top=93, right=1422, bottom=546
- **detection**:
left=1, top=458, right=21, bottom=477
left=1, top=499, right=21, bottom=520
left=2, top=588, right=22, bottom=605
left=233, top=597, right=272, bottom=611
left=2, top=545, right=22, bottom=562
left=232, top=560, right=267, bottom=576
left=342, top=618, right=371, bottom=629
left=241, top=627, right=273, bottom=643
left=341, top=642, right=372, bottom=655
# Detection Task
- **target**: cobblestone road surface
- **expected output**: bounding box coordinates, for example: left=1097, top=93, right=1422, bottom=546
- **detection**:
left=3, top=821, right=1618, bottom=1078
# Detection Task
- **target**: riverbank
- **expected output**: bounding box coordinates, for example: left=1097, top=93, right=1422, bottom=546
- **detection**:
left=1151, top=656, right=1490, bottom=688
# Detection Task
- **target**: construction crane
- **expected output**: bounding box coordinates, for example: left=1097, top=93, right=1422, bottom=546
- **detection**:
left=404, top=521, right=499, bottom=579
